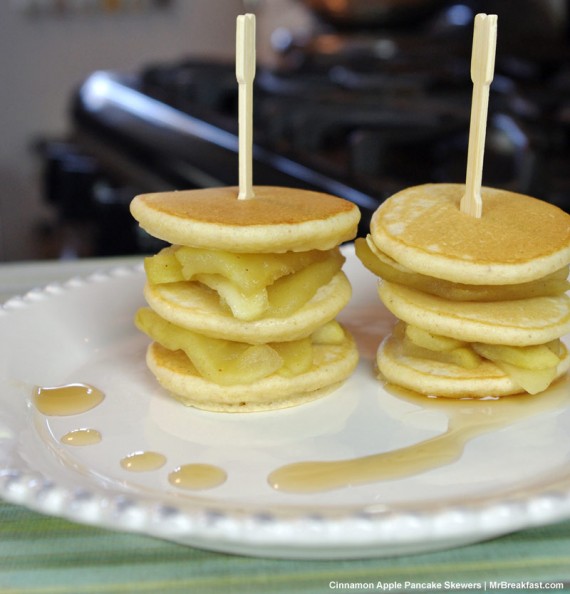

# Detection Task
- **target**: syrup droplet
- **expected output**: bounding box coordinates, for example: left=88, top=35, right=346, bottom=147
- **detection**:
left=269, top=375, right=570, bottom=494
left=168, top=464, right=227, bottom=490
left=120, top=451, right=166, bottom=472
left=60, top=428, right=102, bottom=446
left=34, top=383, right=105, bottom=416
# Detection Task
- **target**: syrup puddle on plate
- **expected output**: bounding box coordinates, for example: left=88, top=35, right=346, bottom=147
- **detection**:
left=268, top=375, right=570, bottom=493
left=60, top=428, right=102, bottom=446
left=33, top=374, right=570, bottom=495
left=168, top=464, right=228, bottom=490
left=120, top=451, right=167, bottom=472
left=34, top=383, right=104, bottom=416
left=33, top=383, right=228, bottom=491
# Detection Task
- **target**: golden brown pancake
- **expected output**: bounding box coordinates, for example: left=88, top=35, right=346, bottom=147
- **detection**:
left=131, top=186, right=360, bottom=253
left=143, top=271, right=352, bottom=343
left=378, top=332, right=570, bottom=399
left=370, top=184, right=570, bottom=284
left=146, top=332, right=358, bottom=412
left=379, top=280, right=570, bottom=346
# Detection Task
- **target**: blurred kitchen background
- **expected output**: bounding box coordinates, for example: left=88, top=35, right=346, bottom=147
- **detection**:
left=1, top=0, right=569, bottom=261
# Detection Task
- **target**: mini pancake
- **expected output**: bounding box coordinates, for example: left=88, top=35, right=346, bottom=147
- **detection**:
left=378, top=333, right=570, bottom=399
left=130, top=186, right=360, bottom=253
left=144, top=271, right=352, bottom=343
left=370, top=184, right=570, bottom=285
left=379, top=280, right=570, bottom=346
left=146, top=331, right=358, bottom=412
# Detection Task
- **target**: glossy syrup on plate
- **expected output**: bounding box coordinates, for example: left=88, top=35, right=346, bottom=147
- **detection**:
left=33, top=375, right=570, bottom=495
left=60, top=428, right=102, bottom=446
left=268, top=374, right=570, bottom=493
left=120, top=451, right=167, bottom=472
left=168, top=464, right=227, bottom=490
left=34, top=383, right=104, bottom=416
left=33, top=383, right=226, bottom=491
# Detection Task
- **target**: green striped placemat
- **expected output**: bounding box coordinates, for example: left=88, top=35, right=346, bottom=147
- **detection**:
left=1, top=500, right=569, bottom=593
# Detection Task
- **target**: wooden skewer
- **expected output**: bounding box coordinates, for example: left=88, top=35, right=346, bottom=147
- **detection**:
left=236, top=13, right=256, bottom=200
left=460, top=13, right=498, bottom=218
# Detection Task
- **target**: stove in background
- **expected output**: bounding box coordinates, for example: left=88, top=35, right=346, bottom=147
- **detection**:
left=44, top=0, right=570, bottom=256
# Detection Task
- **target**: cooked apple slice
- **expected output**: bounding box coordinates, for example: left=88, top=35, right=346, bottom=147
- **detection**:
left=175, top=246, right=329, bottom=293
left=135, top=308, right=282, bottom=385
left=355, top=237, right=414, bottom=286
left=356, top=237, right=570, bottom=300
left=193, top=249, right=344, bottom=321
left=402, top=337, right=482, bottom=369
left=405, top=324, right=466, bottom=352
left=195, top=273, right=269, bottom=321
left=264, top=250, right=345, bottom=318
left=493, top=361, right=558, bottom=395
left=546, top=339, right=562, bottom=357
left=144, top=246, right=184, bottom=284
left=446, top=268, right=570, bottom=301
left=472, top=343, right=561, bottom=370
left=271, top=338, right=313, bottom=377
left=311, top=320, right=346, bottom=345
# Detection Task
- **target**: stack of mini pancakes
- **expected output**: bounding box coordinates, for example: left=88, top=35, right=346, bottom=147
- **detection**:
left=130, top=186, right=360, bottom=412
left=357, top=183, right=570, bottom=398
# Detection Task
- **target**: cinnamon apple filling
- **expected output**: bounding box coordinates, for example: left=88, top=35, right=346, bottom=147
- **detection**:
left=135, top=307, right=347, bottom=386
left=144, top=245, right=345, bottom=321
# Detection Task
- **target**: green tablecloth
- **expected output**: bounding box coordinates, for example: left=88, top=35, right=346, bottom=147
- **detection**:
left=1, top=258, right=569, bottom=593
left=1, top=501, right=569, bottom=593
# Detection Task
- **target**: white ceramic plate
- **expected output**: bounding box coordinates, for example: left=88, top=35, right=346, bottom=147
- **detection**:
left=1, top=247, right=569, bottom=560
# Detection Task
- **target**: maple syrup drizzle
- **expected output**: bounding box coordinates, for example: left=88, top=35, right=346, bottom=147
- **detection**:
left=32, top=381, right=227, bottom=490
left=32, top=374, right=570, bottom=496
left=34, top=383, right=105, bottom=416
left=120, top=451, right=167, bottom=472
left=168, top=463, right=227, bottom=490
left=268, top=375, right=570, bottom=494
left=60, top=428, right=102, bottom=446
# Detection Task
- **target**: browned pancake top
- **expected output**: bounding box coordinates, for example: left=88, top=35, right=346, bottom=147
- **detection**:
left=372, top=184, right=570, bottom=264
left=135, top=186, right=356, bottom=226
